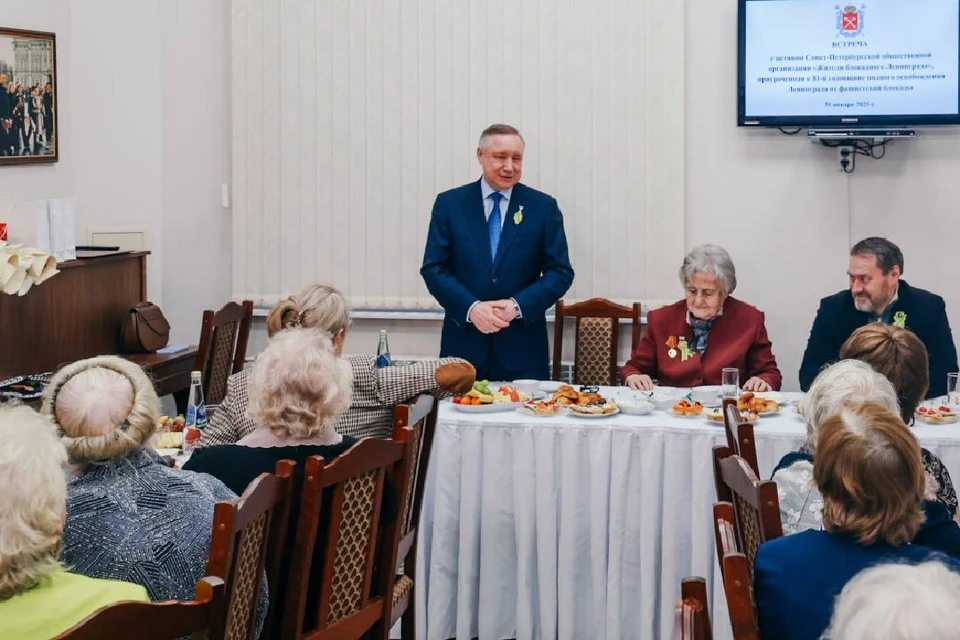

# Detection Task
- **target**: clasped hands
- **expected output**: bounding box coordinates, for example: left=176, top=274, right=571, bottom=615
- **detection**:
left=469, top=300, right=518, bottom=334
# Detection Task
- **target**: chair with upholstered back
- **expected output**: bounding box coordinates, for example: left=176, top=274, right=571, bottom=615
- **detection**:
left=206, top=460, right=296, bottom=640
left=713, top=502, right=760, bottom=640
left=716, top=454, right=782, bottom=582
left=194, top=300, right=254, bottom=405
left=673, top=576, right=712, bottom=640
left=722, top=399, right=759, bottom=476
left=281, top=438, right=406, bottom=640
left=55, top=576, right=227, bottom=639
left=552, top=298, right=642, bottom=386
left=377, top=394, right=438, bottom=639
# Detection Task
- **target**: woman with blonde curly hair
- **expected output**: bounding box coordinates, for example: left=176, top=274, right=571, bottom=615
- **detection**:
left=41, top=356, right=239, bottom=607
left=196, top=283, right=475, bottom=449
left=185, top=327, right=356, bottom=494
left=0, top=404, right=148, bottom=639
left=754, top=401, right=960, bottom=640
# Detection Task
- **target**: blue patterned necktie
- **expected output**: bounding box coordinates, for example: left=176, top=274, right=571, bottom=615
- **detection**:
left=488, top=191, right=503, bottom=261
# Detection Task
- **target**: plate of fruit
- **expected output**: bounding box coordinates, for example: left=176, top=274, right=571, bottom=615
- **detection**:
left=916, top=405, right=959, bottom=424
left=451, top=380, right=532, bottom=413
left=153, top=414, right=186, bottom=450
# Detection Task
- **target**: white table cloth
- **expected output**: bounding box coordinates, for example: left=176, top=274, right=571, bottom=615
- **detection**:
left=415, top=390, right=960, bottom=640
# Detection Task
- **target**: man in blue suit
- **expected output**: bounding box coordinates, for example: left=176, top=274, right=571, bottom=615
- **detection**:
left=799, top=237, right=958, bottom=397
left=421, top=124, right=574, bottom=380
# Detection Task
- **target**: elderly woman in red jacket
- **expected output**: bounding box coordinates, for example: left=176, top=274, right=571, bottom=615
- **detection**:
left=621, top=245, right=782, bottom=391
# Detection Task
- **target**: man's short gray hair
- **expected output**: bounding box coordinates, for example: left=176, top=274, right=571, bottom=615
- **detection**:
left=803, top=359, right=899, bottom=454
left=478, top=123, right=524, bottom=149
left=825, top=561, right=960, bottom=640
left=851, top=237, right=904, bottom=275
left=679, top=244, right=737, bottom=295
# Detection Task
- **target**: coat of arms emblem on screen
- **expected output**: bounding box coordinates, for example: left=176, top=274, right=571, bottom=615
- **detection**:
left=836, top=4, right=865, bottom=37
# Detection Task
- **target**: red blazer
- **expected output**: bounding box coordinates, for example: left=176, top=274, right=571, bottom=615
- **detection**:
left=621, top=297, right=782, bottom=390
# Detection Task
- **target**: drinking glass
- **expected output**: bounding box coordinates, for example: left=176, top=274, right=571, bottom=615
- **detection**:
left=948, top=372, right=960, bottom=406
left=722, top=368, right=740, bottom=400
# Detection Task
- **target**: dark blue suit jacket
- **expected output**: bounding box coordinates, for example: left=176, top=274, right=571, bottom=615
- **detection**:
left=420, top=180, right=574, bottom=377
left=754, top=530, right=960, bottom=640
left=799, top=280, right=959, bottom=397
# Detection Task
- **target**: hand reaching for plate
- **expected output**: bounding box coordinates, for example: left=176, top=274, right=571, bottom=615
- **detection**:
left=625, top=374, right=655, bottom=391
left=742, top=376, right=772, bottom=392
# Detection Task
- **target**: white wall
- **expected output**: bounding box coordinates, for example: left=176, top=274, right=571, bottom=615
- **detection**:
left=0, top=0, right=232, bottom=348
left=687, top=0, right=960, bottom=390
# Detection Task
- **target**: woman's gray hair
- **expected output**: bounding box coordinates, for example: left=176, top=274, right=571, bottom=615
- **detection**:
left=247, top=328, right=352, bottom=439
left=824, top=561, right=960, bottom=640
left=679, top=244, right=737, bottom=295
left=42, top=355, right=160, bottom=464
left=803, top=359, right=899, bottom=454
left=0, top=405, right=68, bottom=599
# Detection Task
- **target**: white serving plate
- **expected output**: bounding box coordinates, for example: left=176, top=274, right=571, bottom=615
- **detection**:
left=451, top=400, right=526, bottom=413
left=567, top=406, right=621, bottom=419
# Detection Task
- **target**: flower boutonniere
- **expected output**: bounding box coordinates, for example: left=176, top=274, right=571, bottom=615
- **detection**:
left=513, top=206, right=524, bottom=225
left=893, top=311, right=907, bottom=329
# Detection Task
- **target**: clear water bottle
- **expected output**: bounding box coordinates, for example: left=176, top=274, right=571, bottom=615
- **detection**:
left=375, top=329, right=392, bottom=368
left=183, top=370, right=207, bottom=452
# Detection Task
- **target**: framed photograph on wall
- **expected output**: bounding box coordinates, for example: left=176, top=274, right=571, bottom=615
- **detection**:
left=0, top=27, right=57, bottom=165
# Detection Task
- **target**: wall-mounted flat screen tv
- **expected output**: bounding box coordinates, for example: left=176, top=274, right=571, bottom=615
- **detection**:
left=738, top=0, right=960, bottom=127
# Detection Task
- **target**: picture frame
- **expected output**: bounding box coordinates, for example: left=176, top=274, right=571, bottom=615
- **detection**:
left=0, top=27, right=57, bottom=165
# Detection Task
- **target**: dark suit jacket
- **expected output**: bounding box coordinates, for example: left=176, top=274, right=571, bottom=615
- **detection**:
left=420, top=180, right=574, bottom=376
left=620, top=297, right=782, bottom=389
left=754, top=530, right=958, bottom=640
left=799, top=280, right=959, bottom=396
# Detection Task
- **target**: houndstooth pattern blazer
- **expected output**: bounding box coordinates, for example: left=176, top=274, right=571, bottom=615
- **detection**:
left=197, top=355, right=464, bottom=448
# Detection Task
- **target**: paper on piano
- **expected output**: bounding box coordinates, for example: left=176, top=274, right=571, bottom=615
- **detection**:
left=47, top=198, right=76, bottom=262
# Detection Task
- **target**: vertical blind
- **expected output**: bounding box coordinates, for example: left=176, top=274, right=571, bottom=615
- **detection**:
left=232, top=0, right=685, bottom=310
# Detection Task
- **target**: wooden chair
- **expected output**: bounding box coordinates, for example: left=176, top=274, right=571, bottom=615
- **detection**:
left=552, top=298, right=642, bottom=386
left=377, top=394, right=439, bottom=639
left=55, top=576, right=226, bottom=639
left=722, top=399, right=760, bottom=477
left=206, top=460, right=296, bottom=640
left=673, top=576, right=712, bottom=640
left=194, top=300, right=254, bottom=405
left=281, top=438, right=406, bottom=640
left=716, top=454, right=783, bottom=582
left=713, top=502, right=760, bottom=640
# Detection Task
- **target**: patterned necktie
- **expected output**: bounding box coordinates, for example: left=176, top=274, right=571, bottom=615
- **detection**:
left=488, top=191, right=503, bottom=261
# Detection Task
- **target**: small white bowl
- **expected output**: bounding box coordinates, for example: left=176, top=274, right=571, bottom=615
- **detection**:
left=620, top=401, right=655, bottom=416
left=539, top=380, right=563, bottom=393
left=691, top=385, right=722, bottom=407
left=512, top=379, right=541, bottom=397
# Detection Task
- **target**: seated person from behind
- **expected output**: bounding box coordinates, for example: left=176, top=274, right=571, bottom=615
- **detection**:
left=754, top=401, right=960, bottom=640
left=839, top=323, right=959, bottom=522
left=0, top=404, right=148, bottom=640
left=825, top=561, right=960, bottom=640
left=197, top=283, right=475, bottom=449
left=185, top=326, right=357, bottom=495
left=799, top=236, right=958, bottom=397
left=774, top=359, right=960, bottom=557
left=621, top=244, right=781, bottom=391
left=42, top=357, right=241, bottom=605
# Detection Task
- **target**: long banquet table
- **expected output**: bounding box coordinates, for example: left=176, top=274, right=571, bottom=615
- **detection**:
left=414, top=388, right=960, bottom=640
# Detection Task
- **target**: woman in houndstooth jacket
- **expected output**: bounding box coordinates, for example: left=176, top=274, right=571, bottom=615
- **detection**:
left=196, top=284, right=475, bottom=449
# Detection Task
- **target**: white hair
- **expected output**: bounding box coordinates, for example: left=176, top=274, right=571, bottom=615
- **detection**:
left=247, top=328, right=352, bottom=439
left=42, top=355, right=160, bottom=464
left=804, top=359, right=899, bottom=454
left=0, top=404, right=68, bottom=599
left=679, top=245, right=737, bottom=296
left=825, top=561, right=960, bottom=639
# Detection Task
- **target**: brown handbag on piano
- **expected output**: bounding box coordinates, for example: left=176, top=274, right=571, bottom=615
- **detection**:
left=120, top=302, right=171, bottom=353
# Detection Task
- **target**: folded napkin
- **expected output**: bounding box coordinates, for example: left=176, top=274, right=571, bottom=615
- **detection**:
left=0, top=241, right=59, bottom=295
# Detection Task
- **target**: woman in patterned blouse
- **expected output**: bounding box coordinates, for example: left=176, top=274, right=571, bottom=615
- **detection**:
left=196, top=283, right=475, bottom=449
left=773, top=359, right=960, bottom=559
left=839, top=323, right=958, bottom=520
left=40, top=356, right=245, bottom=609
